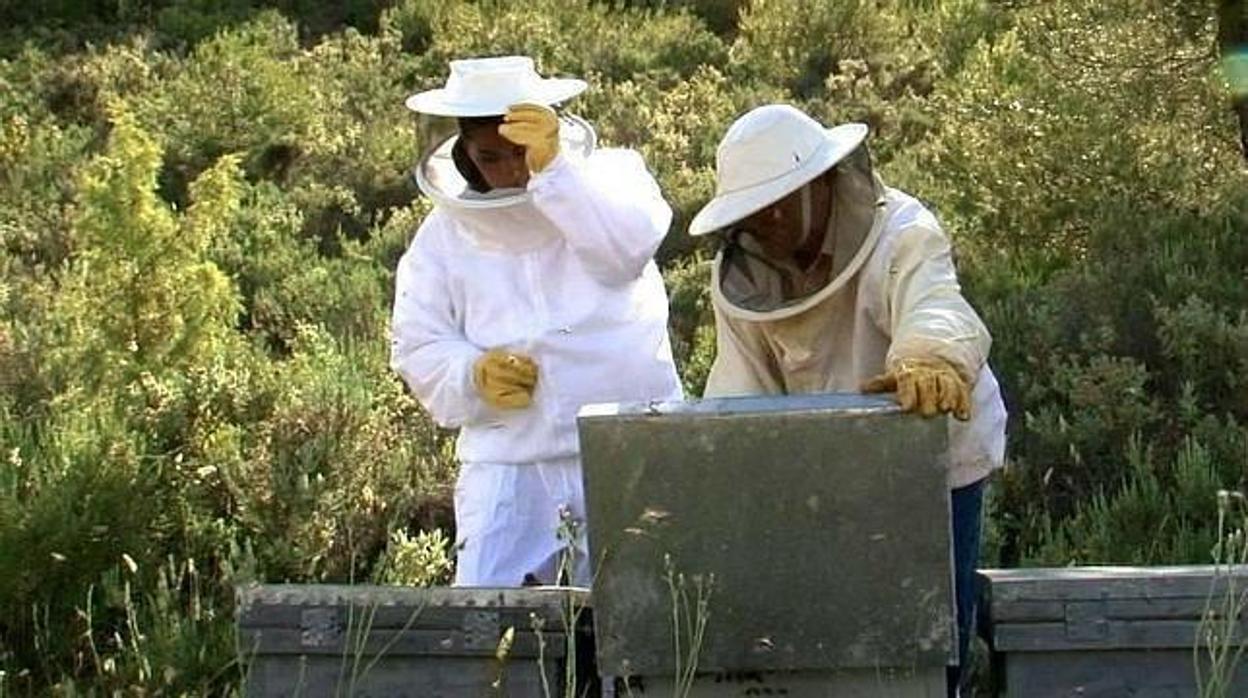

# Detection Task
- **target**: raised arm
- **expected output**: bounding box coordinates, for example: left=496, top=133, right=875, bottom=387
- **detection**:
left=528, top=149, right=673, bottom=287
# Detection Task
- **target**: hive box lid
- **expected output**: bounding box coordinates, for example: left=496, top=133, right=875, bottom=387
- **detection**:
left=238, top=585, right=590, bottom=658
left=979, top=566, right=1248, bottom=652
left=578, top=393, right=956, bottom=676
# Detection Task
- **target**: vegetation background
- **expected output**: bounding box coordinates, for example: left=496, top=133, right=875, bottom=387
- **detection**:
left=0, top=0, right=1246, bottom=692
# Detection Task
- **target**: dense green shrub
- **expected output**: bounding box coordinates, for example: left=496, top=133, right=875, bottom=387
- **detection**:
left=0, top=83, right=453, bottom=691
left=382, top=0, right=727, bottom=83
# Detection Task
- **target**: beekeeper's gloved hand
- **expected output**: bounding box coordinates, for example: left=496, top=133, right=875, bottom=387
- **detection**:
left=473, top=349, right=539, bottom=410
left=862, top=357, right=971, bottom=421
left=499, top=103, right=559, bottom=173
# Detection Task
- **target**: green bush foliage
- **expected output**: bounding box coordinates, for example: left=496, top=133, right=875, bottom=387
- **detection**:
left=0, top=0, right=1245, bottom=691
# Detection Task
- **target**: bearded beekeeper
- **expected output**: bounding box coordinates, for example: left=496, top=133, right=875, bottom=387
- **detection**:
left=390, top=56, right=683, bottom=587
left=689, top=104, right=1006, bottom=696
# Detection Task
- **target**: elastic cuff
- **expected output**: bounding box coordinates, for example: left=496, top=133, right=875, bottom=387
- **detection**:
left=458, top=350, right=501, bottom=424
left=887, top=342, right=980, bottom=385
left=527, top=152, right=572, bottom=191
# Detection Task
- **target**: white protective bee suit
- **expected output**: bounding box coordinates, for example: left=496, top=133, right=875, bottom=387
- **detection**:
left=692, top=108, right=1006, bottom=488
left=390, top=107, right=683, bottom=587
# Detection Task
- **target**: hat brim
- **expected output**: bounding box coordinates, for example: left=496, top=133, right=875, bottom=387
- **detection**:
left=688, top=123, right=869, bottom=236
left=404, top=78, right=588, bottom=117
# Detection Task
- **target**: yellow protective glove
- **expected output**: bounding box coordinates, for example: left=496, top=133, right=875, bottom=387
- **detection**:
left=473, top=349, right=539, bottom=410
left=498, top=103, right=560, bottom=173
left=861, top=357, right=972, bottom=421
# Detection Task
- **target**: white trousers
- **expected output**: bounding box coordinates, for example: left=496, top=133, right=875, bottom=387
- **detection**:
left=452, top=457, right=591, bottom=587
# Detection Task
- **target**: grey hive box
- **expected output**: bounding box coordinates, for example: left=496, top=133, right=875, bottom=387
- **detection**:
left=237, top=584, right=595, bottom=697
left=979, top=565, right=1248, bottom=697
left=577, top=393, right=956, bottom=697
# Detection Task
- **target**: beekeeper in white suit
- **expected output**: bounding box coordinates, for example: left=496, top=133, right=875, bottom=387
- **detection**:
left=689, top=104, right=1006, bottom=696
left=391, top=56, right=683, bottom=587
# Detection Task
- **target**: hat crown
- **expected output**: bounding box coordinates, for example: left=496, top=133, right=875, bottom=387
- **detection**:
left=716, top=105, right=829, bottom=195
left=406, top=55, right=587, bottom=116
left=444, top=56, right=542, bottom=108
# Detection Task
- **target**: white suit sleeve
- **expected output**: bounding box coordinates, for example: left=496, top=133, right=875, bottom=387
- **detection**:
left=704, top=302, right=785, bottom=397
left=389, top=220, right=492, bottom=429
left=528, top=149, right=672, bottom=287
left=882, top=222, right=991, bottom=384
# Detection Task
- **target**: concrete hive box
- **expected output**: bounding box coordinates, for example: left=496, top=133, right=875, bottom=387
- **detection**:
left=237, top=585, right=595, bottom=697
left=577, top=393, right=956, bottom=696
left=978, top=565, right=1248, bottom=697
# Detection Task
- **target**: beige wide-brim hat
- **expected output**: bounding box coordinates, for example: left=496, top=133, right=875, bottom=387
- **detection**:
left=689, top=105, right=868, bottom=236
left=405, top=55, right=587, bottom=116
